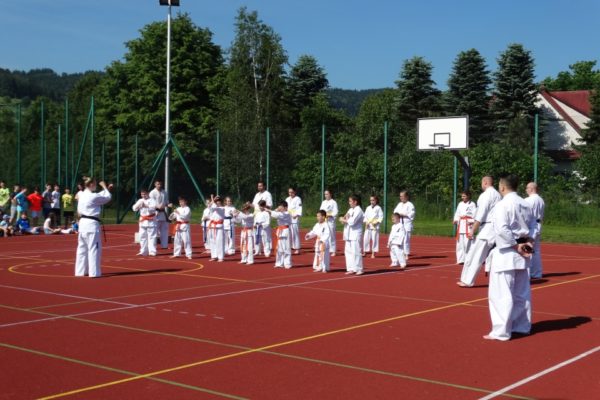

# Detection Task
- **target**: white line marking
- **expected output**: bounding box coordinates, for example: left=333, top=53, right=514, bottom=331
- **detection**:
left=162, top=309, right=172, bottom=312
left=478, top=345, right=600, bottom=400
left=195, top=314, right=205, bottom=317
left=179, top=311, right=188, bottom=315
left=0, top=262, right=459, bottom=328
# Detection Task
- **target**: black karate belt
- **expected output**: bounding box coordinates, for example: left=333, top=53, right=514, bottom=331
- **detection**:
left=80, top=214, right=107, bottom=243
left=536, top=219, right=541, bottom=223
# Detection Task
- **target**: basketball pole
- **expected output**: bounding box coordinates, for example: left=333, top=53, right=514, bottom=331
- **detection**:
left=451, top=151, right=471, bottom=191
left=452, top=157, right=457, bottom=236
left=321, top=124, right=325, bottom=201
left=534, top=113, right=539, bottom=183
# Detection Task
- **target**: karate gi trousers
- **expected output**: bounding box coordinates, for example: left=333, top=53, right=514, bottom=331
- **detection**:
left=240, top=228, right=255, bottom=264
left=363, top=228, right=380, bottom=253
left=75, top=231, right=102, bottom=277
left=345, top=240, right=363, bottom=273
left=460, top=238, right=494, bottom=286
left=487, top=269, right=531, bottom=340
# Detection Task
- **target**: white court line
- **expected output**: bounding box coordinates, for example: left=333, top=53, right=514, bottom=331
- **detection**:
left=479, top=345, right=600, bottom=400
left=0, top=243, right=134, bottom=258
left=0, top=261, right=459, bottom=329
left=0, top=285, right=134, bottom=307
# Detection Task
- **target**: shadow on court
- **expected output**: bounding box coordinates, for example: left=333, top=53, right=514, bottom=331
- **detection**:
left=103, top=268, right=182, bottom=277
left=531, top=316, right=592, bottom=335
left=542, top=271, right=581, bottom=278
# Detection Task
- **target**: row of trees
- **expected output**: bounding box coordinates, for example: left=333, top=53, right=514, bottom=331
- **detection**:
left=1, top=8, right=599, bottom=210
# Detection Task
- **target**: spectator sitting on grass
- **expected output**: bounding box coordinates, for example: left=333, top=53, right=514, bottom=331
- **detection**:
left=43, top=212, right=73, bottom=235
left=16, top=212, right=40, bottom=235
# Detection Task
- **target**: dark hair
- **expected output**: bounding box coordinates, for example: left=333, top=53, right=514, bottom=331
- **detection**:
left=178, top=196, right=187, bottom=202
left=317, top=210, right=327, bottom=217
left=34, top=186, right=40, bottom=192
left=349, top=194, right=361, bottom=206
left=370, top=195, right=379, bottom=204
left=324, top=189, right=333, bottom=197
left=461, top=190, right=472, bottom=198
left=257, top=181, right=265, bottom=187
left=393, top=212, right=401, bottom=219
left=48, top=212, right=57, bottom=227
left=499, top=173, right=519, bottom=191
left=258, top=200, right=267, bottom=207
left=280, top=200, right=288, bottom=208
left=400, top=190, right=410, bottom=199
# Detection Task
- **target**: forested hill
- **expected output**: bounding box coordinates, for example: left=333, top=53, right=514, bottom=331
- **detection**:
left=325, top=88, right=388, bottom=115
left=0, top=68, right=98, bottom=101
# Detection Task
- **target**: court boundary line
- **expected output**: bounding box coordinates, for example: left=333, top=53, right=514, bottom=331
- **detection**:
left=478, top=345, right=600, bottom=400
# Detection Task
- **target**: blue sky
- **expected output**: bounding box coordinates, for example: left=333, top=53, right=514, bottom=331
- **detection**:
left=1, top=0, right=599, bottom=89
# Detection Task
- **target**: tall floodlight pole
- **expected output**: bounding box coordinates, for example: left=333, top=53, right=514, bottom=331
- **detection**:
left=159, top=0, right=179, bottom=197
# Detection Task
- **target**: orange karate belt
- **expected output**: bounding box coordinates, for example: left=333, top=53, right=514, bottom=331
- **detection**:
left=170, top=220, right=189, bottom=235
left=273, top=225, right=289, bottom=252
left=139, top=214, right=156, bottom=222
left=455, top=216, right=474, bottom=240
left=240, top=227, right=253, bottom=253
left=208, top=219, right=224, bottom=240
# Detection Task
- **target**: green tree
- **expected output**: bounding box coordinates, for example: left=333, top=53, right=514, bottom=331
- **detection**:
left=217, top=7, right=288, bottom=199
left=395, top=56, right=441, bottom=125
left=446, top=49, right=491, bottom=144
left=287, top=55, right=328, bottom=119
left=542, top=61, right=600, bottom=91
left=97, top=13, right=223, bottom=198
left=490, top=43, right=538, bottom=142
left=576, top=87, right=600, bottom=190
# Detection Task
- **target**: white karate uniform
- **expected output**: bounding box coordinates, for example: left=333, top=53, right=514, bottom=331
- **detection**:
left=172, top=206, right=192, bottom=258
left=319, top=199, right=338, bottom=254
left=223, top=205, right=236, bottom=255
left=133, top=197, right=158, bottom=256
left=149, top=188, right=169, bottom=249
left=363, top=204, right=383, bottom=253
left=460, top=187, right=502, bottom=286
left=486, top=191, right=537, bottom=341
left=209, top=204, right=226, bottom=261
left=393, top=201, right=415, bottom=255
left=234, top=212, right=255, bottom=264
left=453, top=200, right=477, bottom=264
left=271, top=211, right=292, bottom=268
left=254, top=210, right=272, bottom=257
left=343, top=206, right=364, bottom=273
left=201, top=207, right=211, bottom=250
left=305, top=222, right=331, bottom=272
left=252, top=190, right=273, bottom=212
left=525, top=193, right=545, bottom=279
left=388, top=222, right=407, bottom=268
left=75, top=188, right=111, bottom=277
left=286, top=195, right=303, bottom=251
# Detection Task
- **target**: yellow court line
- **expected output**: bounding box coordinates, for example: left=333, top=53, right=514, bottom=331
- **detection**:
left=38, top=273, right=600, bottom=400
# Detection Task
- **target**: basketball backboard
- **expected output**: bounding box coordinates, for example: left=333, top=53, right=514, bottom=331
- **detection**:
left=417, top=116, right=469, bottom=151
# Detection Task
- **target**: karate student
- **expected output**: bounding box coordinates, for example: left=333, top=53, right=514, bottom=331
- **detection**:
left=319, top=190, right=338, bottom=256
left=285, top=188, right=303, bottom=254
left=340, top=194, right=364, bottom=275
left=223, top=196, right=236, bottom=255
left=484, top=174, right=537, bottom=341
left=233, top=202, right=255, bottom=265
left=254, top=200, right=272, bottom=257
left=363, top=195, right=383, bottom=258
left=149, top=180, right=169, bottom=250
left=393, top=191, right=415, bottom=259
left=201, top=199, right=211, bottom=253
left=269, top=201, right=292, bottom=269
left=169, top=196, right=192, bottom=259
left=208, top=195, right=226, bottom=262
left=525, top=182, right=545, bottom=279
left=305, top=210, right=331, bottom=272
left=252, top=181, right=273, bottom=212
left=458, top=176, right=502, bottom=287
left=75, top=177, right=112, bottom=278
left=388, top=213, right=407, bottom=269
left=453, top=191, right=477, bottom=264
left=132, top=189, right=158, bottom=257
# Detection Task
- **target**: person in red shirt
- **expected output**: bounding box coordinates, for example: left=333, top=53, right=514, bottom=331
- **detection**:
left=27, top=187, right=44, bottom=226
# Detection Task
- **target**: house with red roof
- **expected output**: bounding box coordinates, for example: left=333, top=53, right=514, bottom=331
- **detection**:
left=536, top=89, right=592, bottom=171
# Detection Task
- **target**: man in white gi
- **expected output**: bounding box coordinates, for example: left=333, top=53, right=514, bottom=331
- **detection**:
left=525, top=182, right=545, bottom=279
left=132, top=189, right=158, bottom=256
left=319, top=190, right=338, bottom=256
left=393, top=191, right=415, bottom=258
left=252, top=181, right=273, bottom=212
left=453, top=191, right=477, bottom=264
left=75, top=178, right=112, bottom=278
left=269, top=201, right=293, bottom=269
left=458, top=176, right=502, bottom=287
left=149, top=180, right=169, bottom=250
left=285, top=187, right=303, bottom=254
left=169, top=196, right=192, bottom=259
left=484, top=174, right=537, bottom=341
left=340, top=195, right=364, bottom=275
